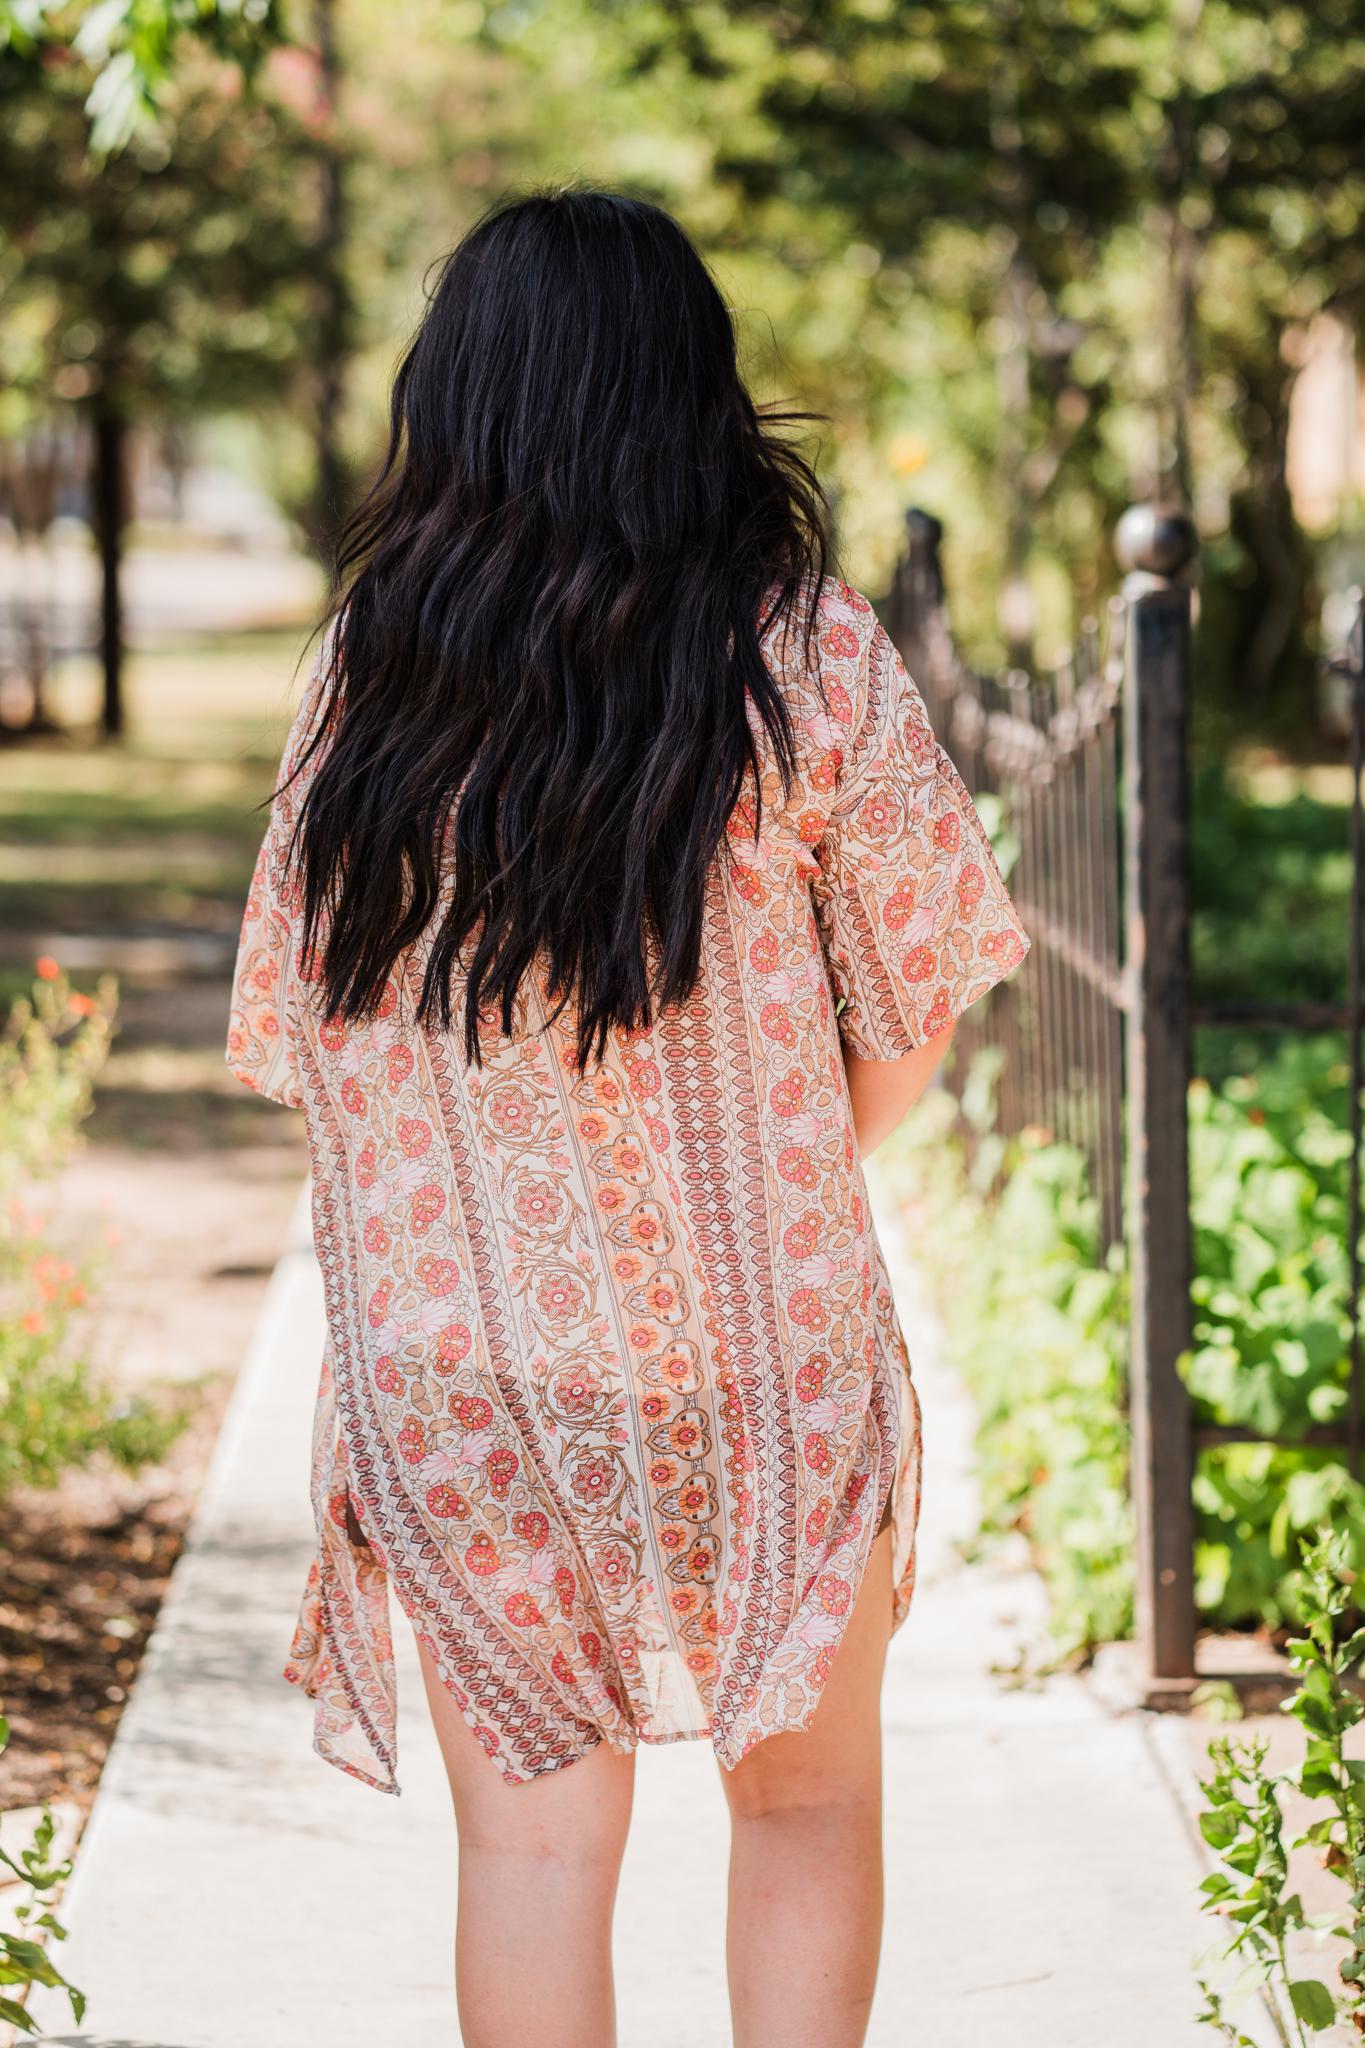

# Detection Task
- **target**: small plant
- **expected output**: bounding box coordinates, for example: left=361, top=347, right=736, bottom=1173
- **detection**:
left=1195, top=1531, right=1365, bottom=2041
left=0, top=961, right=185, bottom=1500
left=0, top=1709, right=84, bottom=2036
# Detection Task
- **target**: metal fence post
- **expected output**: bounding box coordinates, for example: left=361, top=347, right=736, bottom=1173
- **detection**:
left=1117, top=503, right=1199, bottom=1682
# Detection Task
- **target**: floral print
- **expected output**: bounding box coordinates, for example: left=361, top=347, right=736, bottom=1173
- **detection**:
left=226, top=585, right=1028, bottom=1793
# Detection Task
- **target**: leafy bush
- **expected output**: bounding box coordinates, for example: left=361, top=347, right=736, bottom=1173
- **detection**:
left=1196, top=1533, right=1365, bottom=2044
left=0, top=963, right=183, bottom=1499
left=1189, top=1038, right=1363, bottom=1633
left=1192, top=770, right=1350, bottom=1016
left=885, top=1032, right=1362, bottom=1653
left=880, top=1087, right=1134, bottom=1656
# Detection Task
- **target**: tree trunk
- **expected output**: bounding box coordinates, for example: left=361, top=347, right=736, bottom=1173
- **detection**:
left=309, top=0, right=350, bottom=570
left=91, top=398, right=127, bottom=741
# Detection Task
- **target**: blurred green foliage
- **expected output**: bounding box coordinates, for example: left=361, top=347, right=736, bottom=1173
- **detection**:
left=4, top=1, right=1364, bottom=727
left=1192, top=767, right=1352, bottom=1016
left=885, top=1029, right=1363, bottom=1654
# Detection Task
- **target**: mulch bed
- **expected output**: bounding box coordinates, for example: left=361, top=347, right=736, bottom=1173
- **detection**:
left=0, top=1375, right=233, bottom=1812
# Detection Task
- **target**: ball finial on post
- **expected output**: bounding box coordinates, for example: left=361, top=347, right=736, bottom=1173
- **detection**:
left=1115, top=504, right=1199, bottom=589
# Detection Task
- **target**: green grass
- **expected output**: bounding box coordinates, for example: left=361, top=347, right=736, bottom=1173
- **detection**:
left=0, top=627, right=310, bottom=1145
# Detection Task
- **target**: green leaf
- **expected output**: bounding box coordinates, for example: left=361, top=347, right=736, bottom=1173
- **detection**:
left=1288, top=1978, right=1337, bottom=2029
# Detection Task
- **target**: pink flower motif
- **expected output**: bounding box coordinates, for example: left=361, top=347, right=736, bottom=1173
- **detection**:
left=460, top=1429, right=496, bottom=1467
left=420, top=1449, right=463, bottom=1486
left=797, top=1611, right=842, bottom=1649
left=796, top=1253, right=840, bottom=1287
left=783, top=1111, right=825, bottom=1147
left=762, top=970, right=799, bottom=1003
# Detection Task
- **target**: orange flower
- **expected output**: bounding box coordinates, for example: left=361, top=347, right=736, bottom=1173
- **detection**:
left=34, top=955, right=60, bottom=981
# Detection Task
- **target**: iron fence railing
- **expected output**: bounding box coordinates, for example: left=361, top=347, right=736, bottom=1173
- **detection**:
left=885, top=502, right=1364, bottom=1687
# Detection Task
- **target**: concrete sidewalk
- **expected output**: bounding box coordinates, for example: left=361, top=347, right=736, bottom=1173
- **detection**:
left=31, top=1180, right=1226, bottom=2048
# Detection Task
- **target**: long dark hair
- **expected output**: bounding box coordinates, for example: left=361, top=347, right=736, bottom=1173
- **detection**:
left=291, top=188, right=830, bottom=1066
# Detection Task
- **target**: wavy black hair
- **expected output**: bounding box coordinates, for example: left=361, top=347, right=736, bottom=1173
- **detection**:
left=291, top=188, right=830, bottom=1067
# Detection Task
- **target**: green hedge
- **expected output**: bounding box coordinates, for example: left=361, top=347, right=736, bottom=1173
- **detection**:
left=883, top=1033, right=1360, bottom=1654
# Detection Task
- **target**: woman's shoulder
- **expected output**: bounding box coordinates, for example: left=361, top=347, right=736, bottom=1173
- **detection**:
left=761, top=575, right=888, bottom=737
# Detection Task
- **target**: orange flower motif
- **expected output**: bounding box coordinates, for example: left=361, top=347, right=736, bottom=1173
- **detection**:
left=821, top=622, right=859, bottom=660
left=788, top=1287, right=828, bottom=1332
left=426, top=1481, right=470, bottom=1520
left=397, top=1115, right=431, bottom=1157
left=776, top=1145, right=817, bottom=1190
left=434, top=1324, right=472, bottom=1375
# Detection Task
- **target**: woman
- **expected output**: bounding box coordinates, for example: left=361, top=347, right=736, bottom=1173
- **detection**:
left=227, top=188, right=1027, bottom=2048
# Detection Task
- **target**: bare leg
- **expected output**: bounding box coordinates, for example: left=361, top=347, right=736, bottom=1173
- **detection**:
left=414, top=1630, right=635, bottom=2048
left=719, top=1523, right=895, bottom=2048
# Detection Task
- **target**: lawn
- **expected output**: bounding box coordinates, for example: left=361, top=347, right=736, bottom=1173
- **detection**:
left=0, top=626, right=311, bottom=1146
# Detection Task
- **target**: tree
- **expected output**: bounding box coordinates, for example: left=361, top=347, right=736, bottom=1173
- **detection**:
left=0, top=43, right=327, bottom=734
left=0, top=0, right=288, bottom=152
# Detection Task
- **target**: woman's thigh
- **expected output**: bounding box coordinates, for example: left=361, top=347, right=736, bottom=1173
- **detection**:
left=720, top=1524, right=894, bottom=1819
left=413, top=1628, right=636, bottom=1860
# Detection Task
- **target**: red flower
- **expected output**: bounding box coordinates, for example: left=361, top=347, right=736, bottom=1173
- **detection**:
left=795, top=1358, right=826, bottom=1402
left=803, top=1431, right=835, bottom=1477
left=821, top=622, right=859, bottom=660
left=957, top=863, right=985, bottom=917
left=573, top=1453, right=617, bottom=1506
left=769, top=1074, right=806, bottom=1117
left=883, top=879, right=918, bottom=932
left=418, top=1253, right=460, bottom=1297
left=397, top=1115, right=432, bottom=1158
left=486, top=1446, right=518, bottom=1499
left=761, top=1002, right=797, bottom=1049
left=777, top=1145, right=818, bottom=1191
left=817, top=1573, right=851, bottom=1617
left=426, top=1481, right=470, bottom=1520
left=788, top=1287, right=828, bottom=1332
left=411, top=1184, right=445, bottom=1230
left=434, top=1324, right=472, bottom=1375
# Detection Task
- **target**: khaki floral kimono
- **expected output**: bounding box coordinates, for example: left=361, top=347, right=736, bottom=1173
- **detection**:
left=226, top=581, right=1028, bottom=1792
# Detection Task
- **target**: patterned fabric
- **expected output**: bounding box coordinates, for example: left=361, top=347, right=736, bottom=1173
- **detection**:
left=226, top=583, right=1028, bottom=1793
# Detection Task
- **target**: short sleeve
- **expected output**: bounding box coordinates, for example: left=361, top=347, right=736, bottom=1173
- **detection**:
left=225, top=666, right=327, bottom=1108
left=811, top=619, right=1029, bottom=1060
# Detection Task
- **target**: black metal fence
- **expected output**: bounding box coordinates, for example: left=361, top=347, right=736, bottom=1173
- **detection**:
left=886, top=503, right=1365, bottom=1686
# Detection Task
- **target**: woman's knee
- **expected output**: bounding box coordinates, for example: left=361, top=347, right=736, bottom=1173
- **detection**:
left=722, top=1731, right=882, bottom=1828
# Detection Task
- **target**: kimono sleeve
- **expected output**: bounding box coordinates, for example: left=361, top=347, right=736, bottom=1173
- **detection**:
left=224, top=687, right=321, bottom=1109
left=811, top=620, right=1029, bottom=1061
